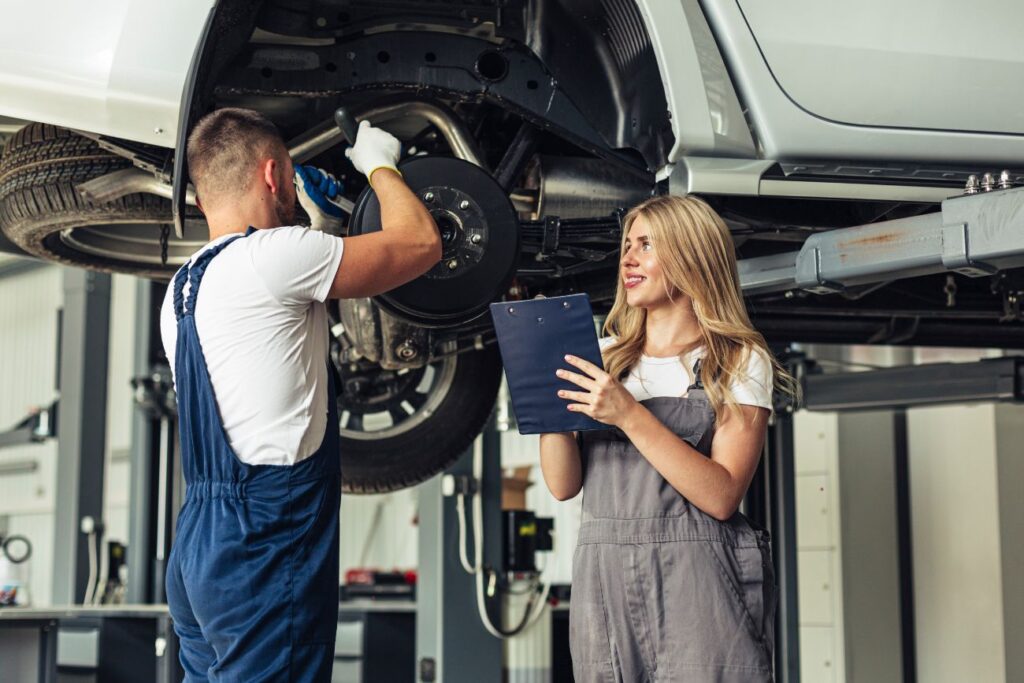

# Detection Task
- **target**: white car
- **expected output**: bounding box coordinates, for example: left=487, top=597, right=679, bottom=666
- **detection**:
left=1, top=0, right=1022, bottom=490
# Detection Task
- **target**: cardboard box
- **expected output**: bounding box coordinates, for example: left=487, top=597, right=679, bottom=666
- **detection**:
left=501, top=466, right=533, bottom=510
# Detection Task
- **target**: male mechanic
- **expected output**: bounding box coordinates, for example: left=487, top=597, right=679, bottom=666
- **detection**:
left=159, top=107, right=440, bottom=681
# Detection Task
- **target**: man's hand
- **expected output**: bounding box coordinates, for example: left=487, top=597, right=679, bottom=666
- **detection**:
left=295, top=165, right=347, bottom=232
left=344, top=120, right=401, bottom=185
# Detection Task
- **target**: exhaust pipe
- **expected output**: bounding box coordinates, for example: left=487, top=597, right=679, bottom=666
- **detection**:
left=289, top=99, right=486, bottom=169
left=79, top=98, right=485, bottom=207
left=520, top=156, right=651, bottom=219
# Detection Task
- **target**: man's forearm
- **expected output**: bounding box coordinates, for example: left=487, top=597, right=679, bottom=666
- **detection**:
left=371, top=169, right=435, bottom=238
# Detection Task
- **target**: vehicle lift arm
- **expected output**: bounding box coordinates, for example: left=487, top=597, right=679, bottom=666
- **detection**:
left=739, top=185, right=1024, bottom=295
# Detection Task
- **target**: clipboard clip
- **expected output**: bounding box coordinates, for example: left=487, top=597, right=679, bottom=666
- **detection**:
left=504, top=295, right=571, bottom=319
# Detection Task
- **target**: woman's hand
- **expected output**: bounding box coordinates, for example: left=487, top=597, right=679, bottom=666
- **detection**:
left=556, top=355, right=639, bottom=428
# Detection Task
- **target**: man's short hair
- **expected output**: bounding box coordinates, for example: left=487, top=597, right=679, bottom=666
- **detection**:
left=186, top=108, right=287, bottom=204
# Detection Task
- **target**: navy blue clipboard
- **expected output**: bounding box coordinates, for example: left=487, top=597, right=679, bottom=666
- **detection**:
left=489, top=294, right=612, bottom=435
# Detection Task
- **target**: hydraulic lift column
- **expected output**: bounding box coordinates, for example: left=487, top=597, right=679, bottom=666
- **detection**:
left=415, top=427, right=503, bottom=682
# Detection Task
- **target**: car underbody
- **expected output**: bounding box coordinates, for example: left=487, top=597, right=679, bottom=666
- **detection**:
left=2, top=0, right=1024, bottom=490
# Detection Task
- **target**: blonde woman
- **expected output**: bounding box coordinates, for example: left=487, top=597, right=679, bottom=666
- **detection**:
left=540, top=195, right=796, bottom=682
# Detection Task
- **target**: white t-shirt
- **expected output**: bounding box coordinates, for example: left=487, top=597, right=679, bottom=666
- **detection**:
left=599, top=337, right=773, bottom=409
left=160, top=226, right=345, bottom=466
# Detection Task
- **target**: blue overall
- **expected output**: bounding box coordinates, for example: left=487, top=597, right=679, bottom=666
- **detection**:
left=166, top=230, right=341, bottom=682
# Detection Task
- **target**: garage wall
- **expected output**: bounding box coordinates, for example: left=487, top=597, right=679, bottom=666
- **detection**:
left=994, top=404, right=1024, bottom=683
left=338, top=487, right=419, bottom=577
left=907, top=403, right=1006, bottom=683
left=0, top=264, right=137, bottom=606
left=793, top=410, right=847, bottom=682
left=0, top=263, right=61, bottom=606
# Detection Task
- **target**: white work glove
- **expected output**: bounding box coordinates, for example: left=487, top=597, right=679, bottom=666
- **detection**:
left=344, top=119, right=401, bottom=185
left=294, top=165, right=347, bottom=232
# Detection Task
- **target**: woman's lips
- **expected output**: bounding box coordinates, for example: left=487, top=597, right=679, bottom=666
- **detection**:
left=624, top=275, right=646, bottom=289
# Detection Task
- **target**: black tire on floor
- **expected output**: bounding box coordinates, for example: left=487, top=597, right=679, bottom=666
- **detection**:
left=339, top=345, right=504, bottom=493
left=0, top=123, right=177, bottom=279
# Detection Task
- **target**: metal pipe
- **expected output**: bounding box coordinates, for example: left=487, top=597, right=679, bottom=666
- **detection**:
left=80, top=98, right=486, bottom=207
left=509, top=191, right=538, bottom=214
left=152, top=416, right=170, bottom=603
left=362, top=100, right=485, bottom=168
left=77, top=168, right=197, bottom=207
left=286, top=119, right=342, bottom=165
left=288, top=99, right=487, bottom=168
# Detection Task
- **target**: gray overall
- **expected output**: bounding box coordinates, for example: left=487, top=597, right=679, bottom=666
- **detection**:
left=571, top=362, right=776, bottom=682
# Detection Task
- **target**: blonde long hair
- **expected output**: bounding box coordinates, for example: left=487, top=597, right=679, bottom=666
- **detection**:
left=602, top=195, right=798, bottom=424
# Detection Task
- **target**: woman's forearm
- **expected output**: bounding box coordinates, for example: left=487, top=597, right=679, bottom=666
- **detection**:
left=539, top=432, right=583, bottom=501
left=618, top=403, right=743, bottom=520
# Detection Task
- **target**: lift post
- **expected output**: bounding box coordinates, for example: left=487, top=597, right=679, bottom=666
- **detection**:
left=415, top=428, right=503, bottom=682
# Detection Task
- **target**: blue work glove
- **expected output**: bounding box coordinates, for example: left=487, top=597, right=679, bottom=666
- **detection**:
left=295, top=164, right=347, bottom=232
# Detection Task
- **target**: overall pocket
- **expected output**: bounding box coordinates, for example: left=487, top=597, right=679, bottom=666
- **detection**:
left=569, top=545, right=616, bottom=673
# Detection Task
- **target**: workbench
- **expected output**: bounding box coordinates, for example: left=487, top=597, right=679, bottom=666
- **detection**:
left=0, top=605, right=177, bottom=683
left=0, top=601, right=417, bottom=683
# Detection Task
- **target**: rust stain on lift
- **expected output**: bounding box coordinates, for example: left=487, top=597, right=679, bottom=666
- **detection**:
left=836, top=231, right=906, bottom=263
left=840, top=232, right=903, bottom=248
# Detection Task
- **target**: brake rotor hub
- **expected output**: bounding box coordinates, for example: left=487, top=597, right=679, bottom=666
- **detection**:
left=349, top=156, right=519, bottom=327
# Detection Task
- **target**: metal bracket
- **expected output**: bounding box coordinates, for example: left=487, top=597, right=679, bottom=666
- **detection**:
left=541, top=216, right=562, bottom=255
left=940, top=222, right=998, bottom=276
left=0, top=401, right=57, bottom=450
left=803, top=247, right=847, bottom=295
left=379, top=309, right=430, bottom=370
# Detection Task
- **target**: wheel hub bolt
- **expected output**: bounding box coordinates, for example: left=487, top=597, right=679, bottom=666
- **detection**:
left=459, top=199, right=470, bottom=210
left=447, top=259, right=459, bottom=270
left=423, top=192, right=435, bottom=203
left=471, top=234, right=482, bottom=245
left=396, top=340, right=419, bottom=361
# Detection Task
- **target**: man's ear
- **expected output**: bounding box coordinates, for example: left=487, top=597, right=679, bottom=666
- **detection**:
left=262, top=158, right=280, bottom=196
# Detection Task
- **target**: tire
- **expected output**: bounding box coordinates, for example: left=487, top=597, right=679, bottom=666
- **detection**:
left=339, top=345, right=503, bottom=493
left=0, top=124, right=195, bottom=279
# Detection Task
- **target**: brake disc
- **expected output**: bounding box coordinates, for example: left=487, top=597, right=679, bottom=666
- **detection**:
left=348, top=156, right=520, bottom=327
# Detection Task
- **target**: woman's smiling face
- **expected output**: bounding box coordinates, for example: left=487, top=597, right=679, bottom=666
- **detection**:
left=621, top=215, right=671, bottom=310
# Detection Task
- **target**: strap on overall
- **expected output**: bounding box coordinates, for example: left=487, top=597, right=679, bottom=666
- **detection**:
left=173, top=230, right=253, bottom=321
left=687, top=358, right=705, bottom=392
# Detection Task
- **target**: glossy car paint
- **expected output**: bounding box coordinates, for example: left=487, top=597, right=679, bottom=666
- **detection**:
left=0, top=0, right=1022, bottom=170
left=0, top=0, right=213, bottom=149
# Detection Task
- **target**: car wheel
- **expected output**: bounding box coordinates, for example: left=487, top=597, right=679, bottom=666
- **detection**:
left=337, top=345, right=503, bottom=493
left=0, top=124, right=203, bottom=279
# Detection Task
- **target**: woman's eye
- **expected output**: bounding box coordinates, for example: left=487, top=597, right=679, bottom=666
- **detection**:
left=641, top=242, right=652, bottom=251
